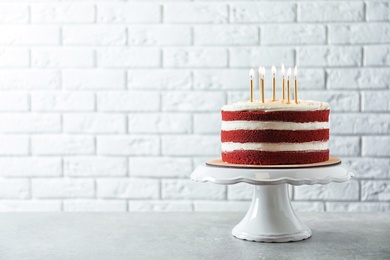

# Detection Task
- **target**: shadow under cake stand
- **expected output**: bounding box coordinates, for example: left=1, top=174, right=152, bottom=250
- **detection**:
left=191, top=157, right=353, bottom=243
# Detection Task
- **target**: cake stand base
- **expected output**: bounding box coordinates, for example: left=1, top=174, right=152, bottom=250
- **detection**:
left=191, top=157, right=353, bottom=243
left=232, top=184, right=311, bottom=243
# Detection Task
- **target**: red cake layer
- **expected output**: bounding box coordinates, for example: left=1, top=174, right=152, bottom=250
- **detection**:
left=222, top=110, right=329, bottom=123
left=221, top=129, right=329, bottom=143
left=222, top=150, right=330, bottom=165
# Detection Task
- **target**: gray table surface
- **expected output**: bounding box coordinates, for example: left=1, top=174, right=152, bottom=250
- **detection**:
left=0, top=212, right=388, bottom=260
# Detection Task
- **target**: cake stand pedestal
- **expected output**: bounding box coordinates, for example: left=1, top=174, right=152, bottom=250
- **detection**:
left=191, top=158, right=353, bottom=243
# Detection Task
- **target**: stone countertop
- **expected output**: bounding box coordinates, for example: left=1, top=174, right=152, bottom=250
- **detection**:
left=0, top=212, right=388, bottom=260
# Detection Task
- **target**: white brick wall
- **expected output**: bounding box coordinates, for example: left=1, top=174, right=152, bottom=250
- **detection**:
left=0, top=0, right=388, bottom=212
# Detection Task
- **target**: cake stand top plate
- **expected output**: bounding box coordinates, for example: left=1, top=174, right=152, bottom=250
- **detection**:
left=191, top=158, right=353, bottom=186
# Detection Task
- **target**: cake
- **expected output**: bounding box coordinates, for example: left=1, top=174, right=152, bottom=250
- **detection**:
left=221, top=100, right=330, bottom=165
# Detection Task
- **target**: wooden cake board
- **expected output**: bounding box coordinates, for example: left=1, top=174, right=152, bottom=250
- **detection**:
left=206, top=157, right=341, bottom=169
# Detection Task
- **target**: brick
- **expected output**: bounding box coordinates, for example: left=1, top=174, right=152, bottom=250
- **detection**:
left=0, top=70, right=60, bottom=90
left=0, top=4, right=29, bottom=23
left=97, top=3, right=160, bottom=23
left=164, top=3, right=228, bottom=23
left=32, top=135, right=94, bottom=155
left=231, top=2, right=295, bottom=23
left=0, top=201, right=61, bottom=212
left=263, top=25, right=326, bottom=45
left=299, top=2, right=363, bottom=22
left=227, top=91, right=248, bottom=104
left=98, top=48, right=160, bottom=68
left=297, top=69, right=325, bottom=89
left=294, top=180, right=359, bottom=201
left=128, top=26, right=191, bottom=45
left=0, top=114, right=61, bottom=133
left=292, top=202, right=325, bottom=212
left=32, top=92, right=95, bottom=112
left=0, top=93, right=29, bottom=111
left=64, top=114, right=125, bottom=134
left=229, top=47, right=295, bottom=67
left=64, top=157, right=127, bottom=177
left=0, top=48, right=29, bottom=67
left=362, top=91, right=390, bottom=111
left=329, top=23, right=390, bottom=44
left=0, top=157, right=61, bottom=177
left=161, top=135, right=219, bottom=156
left=128, top=69, right=191, bottom=90
left=63, top=69, right=126, bottom=90
left=0, top=135, right=29, bottom=155
left=31, top=4, right=95, bottom=23
left=129, top=113, right=191, bottom=134
left=300, top=91, right=359, bottom=112
left=193, top=157, right=217, bottom=169
left=331, top=114, right=390, bottom=134
left=194, top=26, right=259, bottom=45
left=329, top=136, right=360, bottom=157
left=363, top=136, right=390, bottom=156
left=129, top=200, right=192, bottom=212
left=63, top=25, right=126, bottom=46
left=365, top=46, right=390, bottom=66
left=194, top=201, right=249, bottom=212
left=162, top=91, right=225, bottom=112
left=193, top=113, right=220, bottom=134
left=327, top=69, right=390, bottom=89
left=0, top=179, right=29, bottom=199
left=32, top=178, right=94, bottom=198
left=97, top=178, right=159, bottom=199
left=163, top=48, right=227, bottom=68
left=0, top=25, right=59, bottom=45
left=326, top=202, right=390, bottom=212
left=97, top=135, right=159, bottom=156
left=227, top=183, right=252, bottom=200
left=367, top=2, right=390, bottom=21
left=162, top=179, right=225, bottom=200
left=129, top=157, right=191, bottom=178
left=194, top=69, right=246, bottom=90
left=31, top=48, right=94, bottom=68
left=97, top=91, right=160, bottom=112
left=362, top=181, right=390, bottom=201
left=342, top=158, right=390, bottom=179
left=298, top=46, right=362, bottom=67
left=64, top=200, right=127, bottom=212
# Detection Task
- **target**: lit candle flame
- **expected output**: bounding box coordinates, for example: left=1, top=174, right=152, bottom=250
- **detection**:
left=258, top=66, right=262, bottom=75
left=287, top=67, right=291, bottom=78
left=294, top=65, right=297, bottom=78
left=281, top=64, right=285, bottom=77
left=249, top=69, right=254, bottom=79
left=272, top=65, right=276, bottom=76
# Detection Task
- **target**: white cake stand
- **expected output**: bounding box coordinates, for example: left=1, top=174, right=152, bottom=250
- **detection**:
left=191, top=158, right=353, bottom=243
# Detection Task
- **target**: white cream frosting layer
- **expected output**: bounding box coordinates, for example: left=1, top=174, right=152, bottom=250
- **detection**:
left=222, top=121, right=329, bottom=131
left=221, top=141, right=328, bottom=152
left=222, top=99, right=330, bottom=112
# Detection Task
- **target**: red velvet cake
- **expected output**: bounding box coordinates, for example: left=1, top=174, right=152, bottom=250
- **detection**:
left=221, top=100, right=330, bottom=165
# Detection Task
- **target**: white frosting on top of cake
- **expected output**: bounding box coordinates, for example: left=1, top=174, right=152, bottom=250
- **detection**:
left=222, top=99, right=329, bottom=112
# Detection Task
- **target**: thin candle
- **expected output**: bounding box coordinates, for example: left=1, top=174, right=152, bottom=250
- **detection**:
left=258, top=67, right=264, bottom=103
left=287, top=67, right=291, bottom=104
left=261, top=67, right=265, bottom=103
left=249, top=69, right=254, bottom=102
left=272, top=65, right=276, bottom=101
left=281, top=64, right=285, bottom=101
left=294, top=65, right=298, bottom=104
